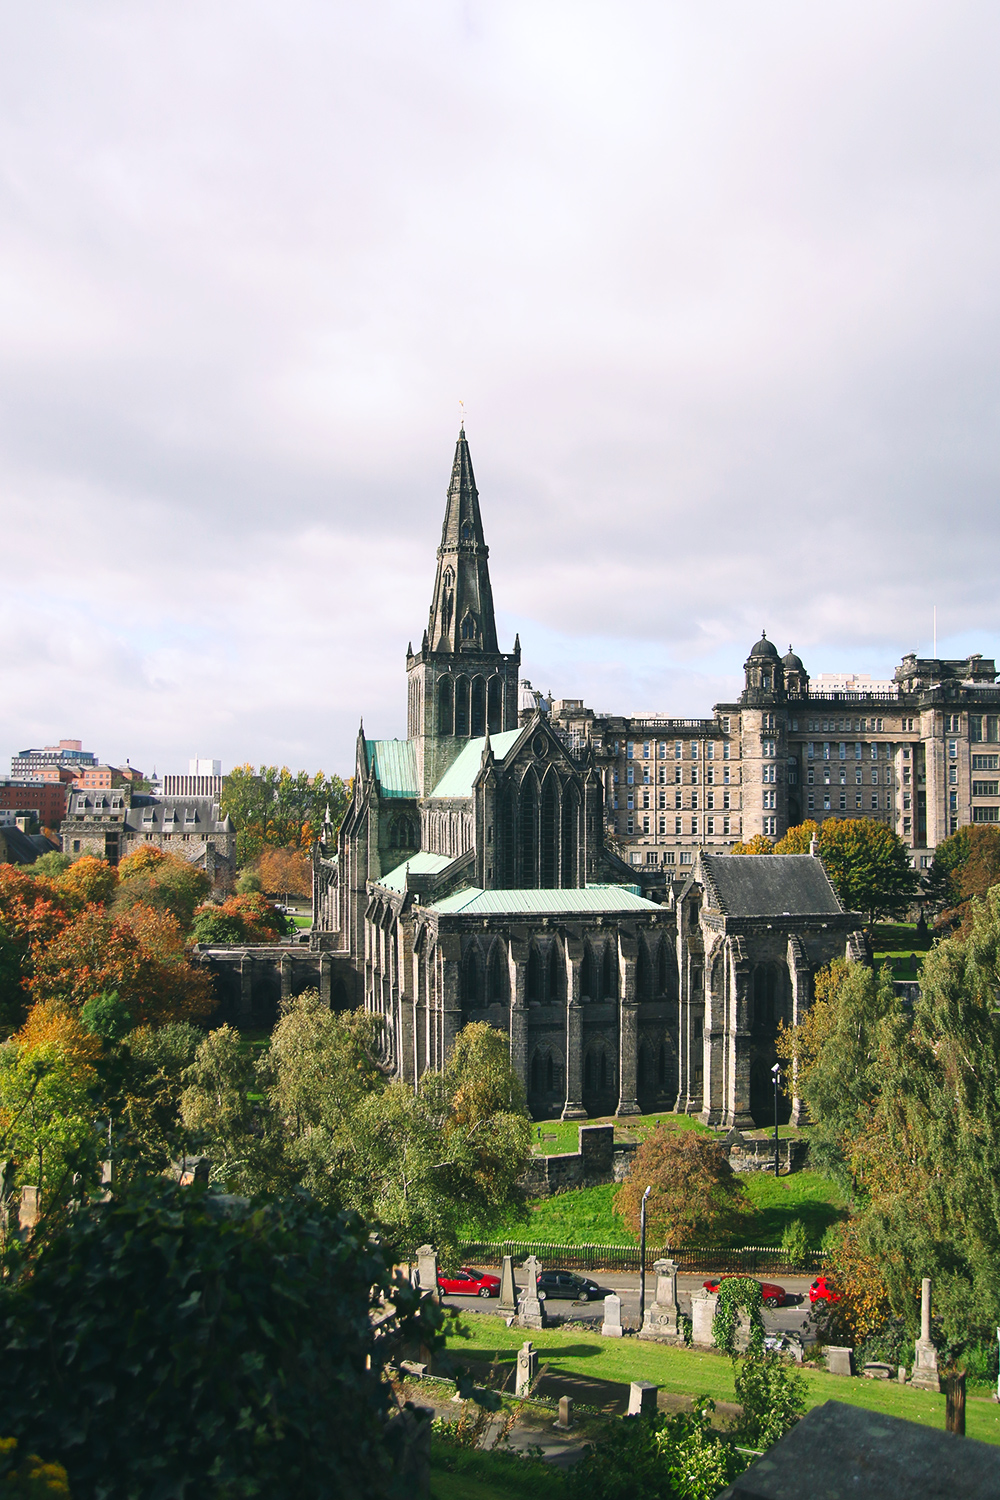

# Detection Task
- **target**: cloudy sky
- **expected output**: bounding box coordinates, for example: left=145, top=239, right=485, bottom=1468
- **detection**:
left=2, top=1, right=999, bottom=779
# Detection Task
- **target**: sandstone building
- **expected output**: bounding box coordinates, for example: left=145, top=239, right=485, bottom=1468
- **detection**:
left=61, top=786, right=235, bottom=892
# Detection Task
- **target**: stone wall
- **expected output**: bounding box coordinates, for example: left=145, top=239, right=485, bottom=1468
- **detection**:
left=194, top=945, right=361, bottom=1029
left=520, top=1122, right=808, bottom=1198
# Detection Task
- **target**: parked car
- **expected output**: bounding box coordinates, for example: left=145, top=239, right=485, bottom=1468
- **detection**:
left=703, top=1276, right=787, bottom=1309
left=436, top=1267, right=501, bottom=1298
left=536, top=1270, right=610, bottom=1302
left=809, top=1274, right=840, bottom=1309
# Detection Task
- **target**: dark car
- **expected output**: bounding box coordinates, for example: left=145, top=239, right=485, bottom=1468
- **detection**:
left=437, top=1267, right=501, bottom=1298
left=536, top=1270, right=609, bottom=1302
left=809, top=1274, right=841, bottom=1309
left=703, top=1276, right=787, bottom=1309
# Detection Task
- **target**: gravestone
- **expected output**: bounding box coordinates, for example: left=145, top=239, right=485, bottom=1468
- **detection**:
left=824, top=1346, right=854, bottom=1377
left=498, top=1254, right=517, bottom=1315
left=690, top=1288, right=718, bottom=1347
left=18, top=1185, right=39, bottom=1234
left=639, top=1258, right=680, bottom=1342
left=627, top=1381, right=658, bottom=1416
left=554, top=1395, right=574, bottom=1430
left=517, top=1255, right=546, bottom=1330
left=601, top=1292, right=623, bottom=1338
left=515, top=1341, right=538, bottom=1396
left=910, top=1277, right=941, bottom=1392
left=415, top=1245, right=439, bottom=1298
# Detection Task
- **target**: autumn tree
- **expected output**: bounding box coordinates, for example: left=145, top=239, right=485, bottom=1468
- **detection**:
left=256, top=845, right=312, bottom=900
left=731, top=834, right=774, bottom=855
left=113, top=846, right=211, bottom=931
left=0, top=1005, right=104, bottom=1200
left=190, top=892, right=290, bottom=945
left=773, top=819, right=820, bottom=854
left=615, top=1127, right=746, bottom=1246
left=29, top=905, right=214, bottom=1026
left=221, top=765, right=348, bottom=865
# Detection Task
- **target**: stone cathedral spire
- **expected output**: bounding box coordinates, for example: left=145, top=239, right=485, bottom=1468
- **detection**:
left=406, top=428, right=520, bottom=795
left=426, top=427, right=500, bottom=653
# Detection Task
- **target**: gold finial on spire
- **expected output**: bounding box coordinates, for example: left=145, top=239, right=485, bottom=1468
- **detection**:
left=459, top=398, right=466, bottom=430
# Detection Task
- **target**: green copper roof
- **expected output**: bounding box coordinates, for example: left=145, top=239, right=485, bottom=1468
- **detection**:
left=365, top=739, right=418, bottom=799
left=427, top=884, right=662, bottom=916
left=428, top=729, right=523, bottom=799
left=377, top=851, right=457, bottom=893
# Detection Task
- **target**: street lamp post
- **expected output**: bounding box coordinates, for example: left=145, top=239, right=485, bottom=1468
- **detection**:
left=771, top=1062, right=781, bottom=1177
left=639, top=1185, right=652, bottom=1329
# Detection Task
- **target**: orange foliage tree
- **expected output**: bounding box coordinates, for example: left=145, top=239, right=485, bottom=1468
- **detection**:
left=731, top=834, right=774, bottom=856
left=614, top=1127, right=747, bottom=1246
left=256, top=846, right=311, bottom=899
left=29, top=905, right=214, bottom=1027
left=191, top=893, right=288, bottom=946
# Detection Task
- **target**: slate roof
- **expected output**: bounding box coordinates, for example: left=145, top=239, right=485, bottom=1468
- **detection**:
left=699, top=853, right=844, bottom=918
left=427, top=728, right=523, bottom=799
left=365, top=740, right=419, bottom=799
left=124, top=797, right=234, bottom=833
left=376, top=851, right=458, bottom=893
left=428, top=884, right=662, bottom=916
left=0, top=827, right=60, bottom=865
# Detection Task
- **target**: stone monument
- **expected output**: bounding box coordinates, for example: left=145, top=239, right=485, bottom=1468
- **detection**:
left=498, top=1254, right=517, bottom=1316
left=910, top=1277, right=941, bottom=1392
left=415, top=1245, right=439, bottom=1298
left=824, top=1346, right=854, bottom=1377
left=515, top=1340, right=538, bottom=1396
left=627, top=1381, right=658, bottom=1416
left=554, top=1395, right=574, bottom=1430
left=690, top=1288, right=718, bottom=1347
left=517, top=1255, right=547, bottom=1330
left=639, top=1258, right=680, bottom=1342
left=601, top=1292, right=623, bottom=1338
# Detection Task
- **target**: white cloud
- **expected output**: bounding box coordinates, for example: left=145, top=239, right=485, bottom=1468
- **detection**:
left=1, top=0, right=999, bottom=773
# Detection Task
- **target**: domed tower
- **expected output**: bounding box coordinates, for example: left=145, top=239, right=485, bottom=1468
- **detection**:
left=781, top=646, right=809, bottom=698
left=742, top=633, right=784, bottom=701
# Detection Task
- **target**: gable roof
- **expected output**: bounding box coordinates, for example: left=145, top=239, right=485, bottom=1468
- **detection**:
left=427, top=728, right=522, bottom=799
left=376, top=851, right=458, bottom=893
left=365, top=739, right=419, bottom=799
left=698, top=853, right=844, bottom=918
left=428, top=883, right=662, bottom=916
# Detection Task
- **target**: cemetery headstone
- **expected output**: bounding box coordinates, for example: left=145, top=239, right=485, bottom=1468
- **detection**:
left=18, top=1185, right=39, bottom=1234
left=498, top=1254, right=517, bottom=1315
left=515, top=1341, right=538, bottom=1396
left=910, top=1277, right=941, bottom=1391
left=601, top=1292, right=623, bottom=1338
left=640, top=1258, right=680, bottom=1341
left=825, top=1346, right=855, bottom=1377
left=416, top=1245, right=439, bottom=1299
left=627, top=1382, right=658, bottom=1416
left=554, top=1395, right=574, bottom=1430
left=690, top=1288, right=718, bottom=1347
left=517, top=1255, right=546, bottom=1330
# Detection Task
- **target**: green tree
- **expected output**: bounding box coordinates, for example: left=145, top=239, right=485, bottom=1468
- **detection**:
left=221, top=765, right=348, bottom=865
left=113, top=847, right=211, bottom=932
left=28, top=852, right=71, bottom=879
left=773, top=819, right=820, bottom=855
left=925, top=825, right=1000, bottom=925
left=615, top=1128, right=746, bottom=1246
left=0, top=1007, right=103, bottom=1201
left=816, top=818, right=919, bottom=926
left=180, top=1025, right=289, bottom=1196
left=0, top=1178, right=441, bottom=1500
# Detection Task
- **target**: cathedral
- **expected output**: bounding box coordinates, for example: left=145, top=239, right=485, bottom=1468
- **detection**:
left=311, top=430, right=863, bottom=1127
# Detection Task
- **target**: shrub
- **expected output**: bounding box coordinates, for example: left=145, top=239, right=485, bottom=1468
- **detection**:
left=780, top=1217, right=810, bottom=1265
left=0, top=1179, right=439, bottom=1499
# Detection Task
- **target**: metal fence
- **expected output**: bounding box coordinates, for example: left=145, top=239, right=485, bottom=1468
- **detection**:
left=459, top=1239, right=830, bottom=1276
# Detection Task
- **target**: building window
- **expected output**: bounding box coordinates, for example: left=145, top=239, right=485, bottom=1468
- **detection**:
left=690, top=766, right=699, bottom=785
left=855, top=793, right=862, bottom=808
left=903, top=793, right=911, bottom=810
left=762, top=765, right=775, bottom=783
left=658, top=791, right=666, bottom=809
left=691, top=817, right=699, bottom=835
left=659, top=818, right=666, bottom=834
left=706, top=791, right=714, bottom=809
left=627, top=767, right=634, bottom=784
left=948, top=765, right=958, bottom=785
left=723, top=767, right=731, bottom=784
left=680, top=852, right=692, bottom=864
left=903, top=816, right=912, bottom=834
left=72, top=840, right=80, bottom=853
left=872, top=769, right=879, bottom=784
left=626, top=795, right=634, bottom=810
left=706, top=742, right=714, bottom=759
left=723, top=741, right=730, bottom=759
left=973, top=781, right=999, bottom=797
left=627, top=817, right=634, bottom=834
left=823, top=794, right=831, bottom=811
left=807, top=792, right=815, bottom=810
left=627, top=741, right=634, bottom=759
left=691, top=791, right=699, bottom=810
left=646, top=850, right=658, bottom=863
left=973, top=754, right=1000, bottom=770
left=722, top=717, right=730, bottom=733
left=675, top=742, right=682, bottom=759
left=823, top=742, right=830, bottom=759
left=871, top=793, right=878, bottom=809
left=949, top=740, right=958, bottom=759
left=839, top=791, right=847, bottom=809
left=659, top=742, right=667, bottom=757
left=642, top=816, right=650, bottom=833
left=763, top=816, right=776, bottom=835
left=675, top=791, right=682, bottom=809
left=972, top=807, right=1000, bottom=823
left=664, top=851, right=676, bottom=863
left=723, top=817, right=731, bottom=835
left=691, top=741, right=699, bottom=758
left=675, top=817, right=682, bottom=835
left=723, top=790, right=731, bottom=809
left=706, top=816, right=715, bottom=834
left=762, top=790, right=776, bottom=808
left=643, top=742, right=650, bottom=758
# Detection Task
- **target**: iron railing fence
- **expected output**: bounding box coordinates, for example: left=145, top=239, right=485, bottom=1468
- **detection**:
left=459, top=1240, right=830, bottom=1276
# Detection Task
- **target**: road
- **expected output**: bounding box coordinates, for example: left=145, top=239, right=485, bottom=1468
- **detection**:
left=442, top=1268, right=819, bottom=1341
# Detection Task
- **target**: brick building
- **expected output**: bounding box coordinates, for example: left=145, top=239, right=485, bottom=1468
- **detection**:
left=0, top=778, right=72, bottom=828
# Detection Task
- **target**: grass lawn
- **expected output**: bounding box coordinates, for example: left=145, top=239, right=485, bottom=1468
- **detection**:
left=530, top=1112, right=710, bottom=1157
left=445, top=1314, right=1000, bottom=1446
left=489, top=1170, right=847, bottom=1249
left=872, top=921, right=931, bottom=978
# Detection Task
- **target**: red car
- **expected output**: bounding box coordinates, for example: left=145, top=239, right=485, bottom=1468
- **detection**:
left=437, top=1267, right=501, bottom=1298
left=809, top=1274, right=840, bottom=1309
left=703, top=1276, right=786, bottom=1309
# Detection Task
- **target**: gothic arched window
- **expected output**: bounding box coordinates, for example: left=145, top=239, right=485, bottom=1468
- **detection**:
left=487, top=675, right=502, bottom=734
left=471, top=676, right=486, bottom=735
left=438, top=676, right=454, bottom=735
left=455, top=676, right=470, bottom=736
left=487, top=945, right=506, bottom=1003
left=461, top=612, right=476, bottom=640
left=600, top=942, right=617, bottom=1001
left=526, top=945, right=543, bottom=1003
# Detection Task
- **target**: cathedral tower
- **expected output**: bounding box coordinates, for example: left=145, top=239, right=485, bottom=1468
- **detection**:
left=407, top=429, right=520, bottom=793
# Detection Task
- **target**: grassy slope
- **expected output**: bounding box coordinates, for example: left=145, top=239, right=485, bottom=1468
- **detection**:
left=530, top=1112, right=710, bottom=1157
left=446, top=1314, right=1000, bottom=1446
left=489, top=1171, right=847, bottom=1248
